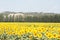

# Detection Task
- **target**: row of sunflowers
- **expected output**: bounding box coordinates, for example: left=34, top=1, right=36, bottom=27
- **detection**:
left=0, top=22, right=60, bottom=40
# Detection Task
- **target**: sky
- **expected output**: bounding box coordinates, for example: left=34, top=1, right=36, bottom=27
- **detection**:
left=0, top=0, right=60, bottom=13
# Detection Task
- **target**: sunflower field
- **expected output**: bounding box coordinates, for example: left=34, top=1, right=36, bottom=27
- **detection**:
left=0, top=22, right=60, bottom=40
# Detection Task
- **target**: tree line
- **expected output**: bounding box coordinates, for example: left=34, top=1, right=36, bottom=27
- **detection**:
left=0, top=12, right=60, bottom=22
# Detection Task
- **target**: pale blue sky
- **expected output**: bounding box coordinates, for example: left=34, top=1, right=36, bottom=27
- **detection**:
left=0, top=0, right=60, bottom=13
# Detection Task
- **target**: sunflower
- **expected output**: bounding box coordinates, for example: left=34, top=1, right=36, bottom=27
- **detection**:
left=57, top=34, right=60, bottom=39
left=37, top=33, right=42, bottom=38
left=52, top=34, right=58, bottom=38
left=45, top=32, right=53, bottom=38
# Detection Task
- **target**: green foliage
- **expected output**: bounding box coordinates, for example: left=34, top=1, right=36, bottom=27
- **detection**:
left=0, top=12, right=60, bottom=22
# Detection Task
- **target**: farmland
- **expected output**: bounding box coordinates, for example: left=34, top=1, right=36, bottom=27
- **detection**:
left=0, top=22, right=60, bottom=40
